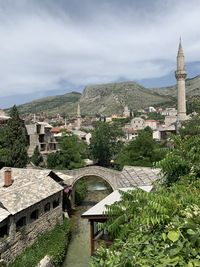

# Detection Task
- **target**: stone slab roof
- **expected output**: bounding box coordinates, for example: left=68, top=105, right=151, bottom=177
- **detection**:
left=82, top=186, right=152, bottom=218
left=0, top=168, right=63, bottom=217
left=0, top=206, right=10, bottom=222
left=119, top=166, right=161, bottom=187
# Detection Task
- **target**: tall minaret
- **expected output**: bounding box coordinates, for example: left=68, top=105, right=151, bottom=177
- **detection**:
left=77, top=103, right=81, bottom=130
left=175, top=39, right=187, bottom=121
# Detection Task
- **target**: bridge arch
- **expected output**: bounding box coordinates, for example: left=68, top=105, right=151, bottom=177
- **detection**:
left=72, top=173, right=116, bottom=191
left=65, top=166, right=121, bottom=207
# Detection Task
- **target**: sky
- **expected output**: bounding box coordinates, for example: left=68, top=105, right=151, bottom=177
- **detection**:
left=0, top=0, right=200, bottom=108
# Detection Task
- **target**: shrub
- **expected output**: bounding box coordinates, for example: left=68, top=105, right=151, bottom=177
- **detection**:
left=9, top=218, right=70, bottom=267
left=75, top=179, right=88, bottom=205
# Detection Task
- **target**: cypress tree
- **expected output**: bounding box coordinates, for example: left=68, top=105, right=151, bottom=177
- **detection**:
left=31, top=146, right=43, bottom=166
left=4, top=105, right=28, bottom=167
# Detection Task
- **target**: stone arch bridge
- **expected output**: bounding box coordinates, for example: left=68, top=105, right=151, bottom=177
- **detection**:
left=57, top=166, right=160, bottom=205
left=56, top=166, right=160, bottom=206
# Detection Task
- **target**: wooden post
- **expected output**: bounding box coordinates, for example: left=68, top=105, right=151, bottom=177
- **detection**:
left=90, top=220, right=95, bottom=255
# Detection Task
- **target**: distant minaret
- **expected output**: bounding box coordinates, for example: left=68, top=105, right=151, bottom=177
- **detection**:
left=175, top=38, right=187, bottom=121
left=33, top=114, right=36, bottom=123
left=77, top=103, right=81, bottom=130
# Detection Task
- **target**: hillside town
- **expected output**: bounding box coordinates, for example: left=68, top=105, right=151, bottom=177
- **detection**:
left=0, top=36, right=199, bottom=267
left=0, top=1, right=200, bottom=267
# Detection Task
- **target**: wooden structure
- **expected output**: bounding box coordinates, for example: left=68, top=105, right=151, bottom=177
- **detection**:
left=81, top=186, right=153, bottom=255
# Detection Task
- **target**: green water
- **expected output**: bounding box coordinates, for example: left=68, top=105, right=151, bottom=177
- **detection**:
left=63, top=177, right=111, bottom=267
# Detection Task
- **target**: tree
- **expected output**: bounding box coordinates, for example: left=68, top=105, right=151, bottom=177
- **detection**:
left=47, top=134, right=86, bottom=169
left=90, top=122, right=124, bottom=167
left=115, top=129, right=165, bottom=170
left=157, top=134, right=200, bottom=185
left=91, top=180, right=200, bottom=266
left=179, top=114, right=200, bottom=137
left=31, top=146, right=43, bottom=166
left=3, top=105, right=28, bottom=167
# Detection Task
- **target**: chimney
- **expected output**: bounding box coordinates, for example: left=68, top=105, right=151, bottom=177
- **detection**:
left=4, top=168, right=13, bottom=187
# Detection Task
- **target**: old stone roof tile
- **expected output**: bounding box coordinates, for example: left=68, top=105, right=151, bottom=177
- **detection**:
left=0, top=168, right=63, bottom=216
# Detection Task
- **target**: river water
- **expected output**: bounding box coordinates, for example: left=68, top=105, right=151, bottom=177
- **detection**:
left=63, top=176, right=112, bottom=267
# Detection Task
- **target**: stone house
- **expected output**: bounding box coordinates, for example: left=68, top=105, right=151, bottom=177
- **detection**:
left=26, top=122, right=58, bottom=156
left=130, top=117, right=145, bottom=130
left=0, top=167, right=63, bottom=264
left=145, top=120, right=158, bottom=130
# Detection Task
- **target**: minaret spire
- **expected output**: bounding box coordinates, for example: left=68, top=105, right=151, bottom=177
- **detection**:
left=175, top=38, right=187, bottom=122
left=77, top=103, right=81, bottom=130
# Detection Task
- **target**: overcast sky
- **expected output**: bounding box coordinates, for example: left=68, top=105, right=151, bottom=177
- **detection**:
left=0, top=0, right=200, bottom=107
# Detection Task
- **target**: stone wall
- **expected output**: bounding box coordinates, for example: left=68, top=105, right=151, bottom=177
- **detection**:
left=0, top=192, right=63, bottom=264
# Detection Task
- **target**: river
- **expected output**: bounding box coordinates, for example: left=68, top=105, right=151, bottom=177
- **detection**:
left=63, top=176, right=112, bottom=267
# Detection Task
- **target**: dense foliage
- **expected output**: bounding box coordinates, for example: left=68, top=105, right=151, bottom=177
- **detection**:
left=179, top=114, right=200, bottom=137
left=91, top=179, right=200, bottom=267
left=74, top=179, right=88, bottom=205
left=91, top=118, right=200, bottom=266
left=9, top=219, right=70, bottom=267
left=115, top=128, right=166, bottom=170
left=157, top=135, right=200, bottom=185
left=186, top=97, right=200, bottom=115
left=31, top=146, right=43, bottom=166
left=90, top=122, right=124, bottom=167
left=0, top=105, right=28, bottom=168
left=146, top=111, right=165, bottom=122
left=47, top=134, right=87, bottom=169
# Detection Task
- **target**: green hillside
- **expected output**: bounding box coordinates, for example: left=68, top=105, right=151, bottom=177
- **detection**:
left=13, top=75, right=200, bottom=116
left=17, top=92, right=81, bottom=115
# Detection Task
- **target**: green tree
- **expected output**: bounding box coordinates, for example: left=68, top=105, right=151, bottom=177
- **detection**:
left=74, top=179, right=88, bottom=205
left=115, top=129, right=165, bottom=170
left=91, top=180, right=200, bottom=267
left=179, top=114, right=200, bottom=137
left=0, top=128, right=7, bottom=168
left=146, top=111, right=165, bottom=123
left=47, top=134, right=86, bottom=169
left=3, top=105, right=28, bottom=167
left=157, top=134, right=200, bottom=185
left=90, top=122, right=124, bottom=167
left=31, top=146, right=43, bottom=166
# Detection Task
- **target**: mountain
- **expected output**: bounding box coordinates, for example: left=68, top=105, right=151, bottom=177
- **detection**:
left=151, top=75, right=200, bottom=97
left=14, top=75, right=200, bottom=116
left=16, top=92, right=82, bottom=115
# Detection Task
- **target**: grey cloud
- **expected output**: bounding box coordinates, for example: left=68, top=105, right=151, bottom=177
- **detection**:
left=0, top=0, right=199, bottom=98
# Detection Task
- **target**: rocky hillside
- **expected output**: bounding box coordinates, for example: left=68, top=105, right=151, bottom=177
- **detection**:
left=15, top=75, right=200, bottom=116
left=16, top=92, right=81, bottom=115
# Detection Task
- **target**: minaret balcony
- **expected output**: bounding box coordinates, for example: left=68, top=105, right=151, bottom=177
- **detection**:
left=175, top=70, right=187, bottom=79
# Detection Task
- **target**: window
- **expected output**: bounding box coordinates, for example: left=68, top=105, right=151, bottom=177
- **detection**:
left=44, top=203, right=50, bottom=213
left=53, top=199, right=60, bottom=209
left=30, top=209, right=39, bottom=221
left=0, top=224, right=8, bottom=238
left=16, top=216, right=26, bottom=231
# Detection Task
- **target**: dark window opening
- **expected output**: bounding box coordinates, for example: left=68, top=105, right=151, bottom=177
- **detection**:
left=16, top=216, right=26, bottom=231
left=53, top=199, right=60, bottom=209
left=0, top=224, right=8, bottom=238
left=44, top=203, right=50, bottom=213
left=30, top=209, right=39, bottom=221
left=40, top=143, right=46, bottom=151
left=39, top=134, right=45, bottom=143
